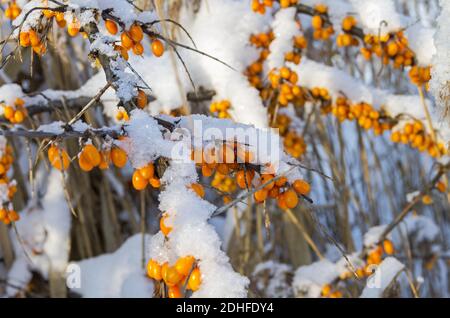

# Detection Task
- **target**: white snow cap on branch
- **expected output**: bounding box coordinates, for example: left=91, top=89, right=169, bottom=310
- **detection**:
left=360, top=257, right=405, bottom=298
left=267, top=7, right=301, bottom=70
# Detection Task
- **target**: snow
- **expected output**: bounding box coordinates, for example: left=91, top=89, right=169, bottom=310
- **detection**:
left=292, top=259, right=339, bottom=298
left=70, top=234, right=153, bottom=298
left=364, top=225, right=388, bottom=248
left=401, top=215, right=440, bottom=243
left=267, top=7, right=300, bottom=70
left=252, top=261, right=293, bottom=298
left=360, top=257, right=405, bottom=298
left=405, top=24, right=436, bottom=66
left=7, top=170, right=71, bottom=295
left=184, top=0, right=269, bottom=128
left=349, top=0, right=406, bottom=35
left=0, top=84, right=24, bottom=106
left=430, top=0, right=450, bottom=119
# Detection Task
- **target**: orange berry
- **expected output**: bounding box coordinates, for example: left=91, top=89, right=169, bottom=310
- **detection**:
left=0, top=208, right=6, bottom=220
left=132, top=170, right=148, bottom=190
left=149, top=177, right=161, bottom=188
left=254, top=189, right=268, bottom=203
left=78, top=151, right=94, bottom=172
left=110, top=147, right=127, bottom=168
left=168, top=285, right=183, bottom=298
left=48, top=145, right=70, bottom=171
left=268, top=186, right=280, bottom=198
left=146, top=259, right=162, bottom=281
left=115, top=45, right=129, bottom=60
left=139, top=164, right=154, bottom=179
left=277, top=194, right=288, bottom=210
left=190, top=183, right=205, bottom=198
left=19, top=32, right=30, bottom=47
left=136, top=89, right=148, bottom=108
left=436, top=181, right=447, bottom=193
left=261, top=174, right=275, bottom=190
left=422, top=194, right=433, bottom=205
left=121, top=32, right=134, bottom=49
left=321, top=284, right=331, bottom=297
left=132, top=42, right=144, bottom=55
left=160, top=213, right=172, bottom=236
left=382, top=239, right=395, bottom=255
left=98, top=151, right=110, bottom=170
left=4, top=106, right=14, bottom=120
left=29, top=30, right=40, bottom=47
left=216, top=163, right=230, bottom=175
left=13, top=110, right=24, bottom=123
left=105, top=19, right=118, bottom=35
left=275, top=176, right=287, bottom=187
left=175, top=256, right=195, bottom=276
left=67, top=20, right=80, bottom=37
left=201, top=164, right=214, bottom=177
left=82, top=144, right=101, bottom=166
left=129, top=23, right=144, bottom=42
left=33, top=43, right=46, bottom=55
left=283, top=189, right=298, bottom=209
left=187, top=267, right=201, bottom=291
left=312, top=15, right=323, bottom=29
left=293, top=179, right=310, bottom=195
left=236, top=170, right=254, bottom=189
left=162, top=264, right=183, bottom=287
left=151, top=39, right=164, bottom=57
left=8, top=210, right=19, bottom=222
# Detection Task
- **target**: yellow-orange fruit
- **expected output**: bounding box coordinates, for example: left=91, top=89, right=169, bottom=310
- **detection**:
left=383, top=239, right=395, bottom=255
left=139, top=164, right=154, bottom=180
left=187, top=267, right=201, bottom=291
left=175, top=256, right=195, bottom=276
left=160, top=214, right=172, bottom=236
left=149, top=177, right=161, bottom=188
left=283, top=189, right=299, bottom=209
left=151, top=39, right=164, bottom=57
left=136, top=89, right=147, bottom=108
left=162, top=264, right=183, bottom=287
left=13, top=110, right=25, bottom=123
left=293, top=179, right=310, bottom=195
left=261, top=174, right=275, bottom=190
left=129, top=23, right=144, bottom=42
left=132, top=170, right=148, bottom=190
left=78, top=151, right=94, bottom=172
left=3, top=106, right=14, bottom=120
left=236, top=170, right=254, bottom=189
left=190, top=183, right=205, bottom=198
left=67, top=21, right=80, bottom=37
left=132, top=42, right=144, bottom=55
left=19, top=32, right=30, bottom=47
left=121, top=32, right=133, bottom=49
left=105, top=19, right=118, bottom=35
left=110, top=147, right=127, bottom=168
left=8, top=210, right=20, bottom=222
left=146, top=259, right=162, bottom=281
left=82, top=144, right=101, bottom=166
left=201, top=164, right=214, bottom=177
left=168, top=285, right=183, bottom=298
left=254, top=189, right=268, bottom=203
left=312, top=15, right=323, bottom=29
left=48, top=145, right=70, bottom=171
left=29, top=30, right=40, bottom=47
